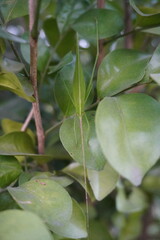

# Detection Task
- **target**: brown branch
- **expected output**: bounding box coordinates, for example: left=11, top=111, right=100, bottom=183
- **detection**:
left=29, top=0, right=45, bottom=154
left=124, top=0, right=133, bottom=48
left=97, top=0, right=105, bottom=68
left=21, top=107, right=34, bottom=131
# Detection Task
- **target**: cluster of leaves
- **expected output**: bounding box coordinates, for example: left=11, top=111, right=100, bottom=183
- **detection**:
left=0, top=0, right=160, bottom=239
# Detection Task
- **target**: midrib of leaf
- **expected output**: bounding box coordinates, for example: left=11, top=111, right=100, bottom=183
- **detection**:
left=5, top=0, right=17, bottom=23
left=79, top=115, right=90, bottom=240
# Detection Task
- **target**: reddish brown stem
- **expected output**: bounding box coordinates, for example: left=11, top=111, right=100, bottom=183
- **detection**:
left=29, top=0, right=45, bottom=154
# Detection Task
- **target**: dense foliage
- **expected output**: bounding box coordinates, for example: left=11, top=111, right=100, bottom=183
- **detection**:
left=0, top=0, right=160, bottom=239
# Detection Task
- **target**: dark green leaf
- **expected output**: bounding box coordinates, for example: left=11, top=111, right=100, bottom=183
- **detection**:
left=60, top=112, right=106, bottom=170
left=8, top=179, right=72, bottom=227
left=43, top=18, right=60, bottom=47
left=49, top=199, right=87, bottom=239
left=96, top=93, right=160, bottom=185
left=0, top=191, right=19, bottom=211
left=54, top=56, right=75, bottom=116
left=97, top=49, right=150, bottom=98
left=73, top=9, right=123, bottom=40
left=0, top=156, right=22, bottom=188
left=0, top=210, right=52, bottom=240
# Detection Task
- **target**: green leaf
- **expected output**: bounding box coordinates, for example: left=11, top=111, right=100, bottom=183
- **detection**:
left=73, top=38, right=86, bottom=115
left=54, top=56, right=75, bottom=116
left=1, top=0, right=51, bottom=23
left=43, top=18, right=60, bottom=47
left=147, top=43, right=160, bottom=84
left=62, top=163, right=95, bottom=201
left=1, top=118, right=35, bottom=144
left=96, top=93, right=160, bottom=186
left=49, top=199, right=87, bottom=239
left=116, top=185, right=148, bottom=213
left=0, top=70, right=34, bottom=102
left=0, top=191, right=19, bottom=211
left=72, top=9, right=123, bottom=40
left=87, top=162, right=119, bottom=201
left=129, top=0, right=160, bottom=28
left=8, top=179, right=72, bottom=227
left=0, top=156, right=22, bottom=188
left=60, top=112, right=106, bottom=170
left=0, top=132, right=35, bottom=156
left=97, top=49, right=150, bottom=98
left=88, top=220, right=113, bottom=240
left=49, top=52, right=74, bottom=74
left=0, top=210, right=52, bottom=240
left=20, top=39, right=51, bottom=72
left=0, top=27, right=27, bottom=43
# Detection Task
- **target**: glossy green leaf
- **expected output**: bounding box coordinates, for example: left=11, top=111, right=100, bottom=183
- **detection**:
left=0, top=132, right=35, bottom=156
left=8, top=179, right=72, bottom=227
left=97, top=49, right=150, bottom=98
left=0, top=27, right=27, bottom=43
left=73, top=9, right=123, bottom=40
left=1, top=118, right=35, bottom=144
left=0, top=156, right=22, bottom=188
left=116, top=186, right=148, bottom=213
left=49, top=199, right=87, bottom=239
left=1, top=0, right=51, bottom=23
left=88, top=162, right=119, bottom=201
left=54, top=56, right=75, bottom=116
left=56, top=0, right=88, bottom=33
left=62, top=163, right=95, bottom=201
left=129, top=0, right=160, bottom=28
left=73, top=39, right=86, bottom=115
left=0, top=210, right=52, bottom=240
left=96, top=93, right=160, bottom=185
left=0, top=70, right=34, bottom=102
left=60, top=112, right=106, bottom=170
left=2, top=58, right=24, bottom=73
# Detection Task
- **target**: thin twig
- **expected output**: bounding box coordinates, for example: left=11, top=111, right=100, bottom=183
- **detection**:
left=45, top=120, right=64, bottom=135
left=29, top=0, right=45, bottom=154
left=21, top=107, right=34, bottom=131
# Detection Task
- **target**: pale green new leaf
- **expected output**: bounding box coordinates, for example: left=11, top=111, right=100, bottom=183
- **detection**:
left=88, top=162, right=119, bottom=201
left=49, top=199, right=87, bottom=239
left=0, top=210, right=53, bottom=240
left=73, top=38, right=86, bottom=115
left=96, top=93, right=160, bottom=186
left=0, top=70, right=34, bottom=102
left=0, top=156, right=22, bottom=188
left=8, top=179, right=72, bottom=227
left=97, top=49, right=150, bottom=98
